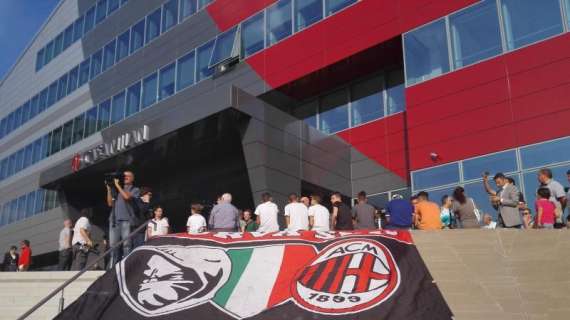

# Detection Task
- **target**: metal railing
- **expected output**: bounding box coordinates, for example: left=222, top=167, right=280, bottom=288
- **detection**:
left=17, top=220, right=150, bottom=320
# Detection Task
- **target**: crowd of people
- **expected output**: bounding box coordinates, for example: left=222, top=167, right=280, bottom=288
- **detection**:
left=2, top=166, right=568, bottom=272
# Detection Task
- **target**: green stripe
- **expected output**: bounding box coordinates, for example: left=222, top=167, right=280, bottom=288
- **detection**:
left=213, top=248, right=254, bottom=307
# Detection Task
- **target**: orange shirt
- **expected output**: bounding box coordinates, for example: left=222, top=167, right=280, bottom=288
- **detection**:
left=414, top=201, right=442, bottom=230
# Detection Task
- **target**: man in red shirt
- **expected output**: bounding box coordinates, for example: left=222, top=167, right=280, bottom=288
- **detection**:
left=18, top=240, right=31, bottom=271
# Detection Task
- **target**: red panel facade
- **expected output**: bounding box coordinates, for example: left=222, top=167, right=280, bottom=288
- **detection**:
left=207, top=0, right=277, bottom=32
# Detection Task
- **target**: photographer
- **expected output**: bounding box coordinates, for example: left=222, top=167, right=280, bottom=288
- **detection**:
left=106, top=171, right=140, bottom=268
left=71, top=211, right=93, bottom=271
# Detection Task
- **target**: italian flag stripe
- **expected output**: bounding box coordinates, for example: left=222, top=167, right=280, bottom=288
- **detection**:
left=213, top=245, right=316, bottom=318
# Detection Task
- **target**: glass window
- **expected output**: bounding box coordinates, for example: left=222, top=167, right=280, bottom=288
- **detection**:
left=116, top=29, right=130, bottom=62
left=0, top=118, right=6, bottom=139
left=325, top=0, right=357, bottom=16
left=176, top=51, right=195, bottom=91
left=350, top=75, right=384, bottom=126
left=121, top=0, right=129, bottom=6
left=1, top=204, right=9, bottom=226
left=130, top=19, right=145, bottom=54
left=293, top=100, right=318, bottom=129
left=450, top=1, right=502, bottom=69
left=22, top=101, right=31, bottom=124
left=30, top=95, right=39, bottom=119
left=462, top=150, right=518, bottom=181
left=6, top=112, right=15, bottom=133
left=53, top=33, right=64, bottom=57
left=267, top=0, right=292, bottom=46
left=15, top=149, right=25, bottom=172
left=196, top=40, right=214, bottom=81
left=108, top=0, right=120, bottom=14
left=294, top=0, right=322, bottom=32
left=367, top=193, right=390, bottom=211
left=9, top=200, right=17, bottom=222
left=126, top=81, right=141, bottom=116
left=501, top=0, right=563, bottom=51
left=162, top=0, right=179, bottom=32
left=67, top=66, right=79, bottom=93
left=319, top=89, right=349, bottom=134
left=63, top=25, right=74, bottom=49
left=7, top=154, right=16, bottom=177
left=102, top=39, right=116, bottom=71
left=520, top=137, right=570, bottom=169
left=85, top=106, right=98, bottom=137
left=404, top=19, right=450, bottom=86
left=61, top=120, right=74, bottom=149
left=180, top=0, right=197, bottom=20
left=39, top=88, right=48, bottom=112
left=412, top=162, right=460, bottom=191
left=142, top=72, right=158, bottom=108
left=242, top=12, right=265, bottom=58
left=32, top=138, right=42, bottom=164
left=18, top=196, right=27, bottom=221
left=424, top=187, right=457, bottom=206
left=40, top=134, right=50, bottom=160
left=386, top=69, right=405, bottom=115
left=25, top=192, right=36, bottom=218
left=35, top=189, right=45, bottom=214
left=36, top=48, right=45, bottom=71
left=210, top=27, right=238, bottom=66
left=50, top=127, right=63, bottom=155
left=90, top=49, right=103, bottom=79
left=57, top=74, right=68, bottom=100
left=97, top=100, right=111, bottom=130
left=146, top=8, right=162, bottom=44
left=45, top=41, right=54, bottom=64
left=0, top=159, right=7, bottom=180
left=14, top=108, right=23, bottom=129
left=84, top=7, right=96, bottom=33
left=79, top=58, right=91, bottom=86
left=198, top=0, right=212, bottom=9
left=73, top=16, right=84, bottom=41
left=159, top=63, right=176, bottom=100
left=111, top=91, right=126, bottom=124
left=463, top=181, right=497, bottom=221
left=45, top=190, right=56, bottom=211
left=72, top=114, right=85, bottom=143
left=47, top=81, right=59, bottom=107
left=96, top=0, right=108, bottom=24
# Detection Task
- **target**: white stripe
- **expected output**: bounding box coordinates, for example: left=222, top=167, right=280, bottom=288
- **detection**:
left=224, top=246, right=285, bottom=318
left=340, top=275, right=357, bottom=294
left=348, top=253, right=362, bottom=269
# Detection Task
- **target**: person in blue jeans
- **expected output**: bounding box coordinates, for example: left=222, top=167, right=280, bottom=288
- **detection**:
left=384, top=194, right=413, bottom=230
left=106, top=171, right=140, bottom=269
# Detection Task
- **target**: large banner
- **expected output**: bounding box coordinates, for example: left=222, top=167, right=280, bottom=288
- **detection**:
left=56, top=230, right=452, bottom=319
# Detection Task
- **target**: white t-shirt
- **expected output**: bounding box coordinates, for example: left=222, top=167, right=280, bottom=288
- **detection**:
left=147, top=218, right=169, bottom=237
left=284, top=202, right=309, bottom=231
left=72, top=217, right=91, bottom=245
left=308, top=204, right=330, bottom=231
left=255, top=201, right=280, bottom=232
left=187, top=214, right=207, bottom=234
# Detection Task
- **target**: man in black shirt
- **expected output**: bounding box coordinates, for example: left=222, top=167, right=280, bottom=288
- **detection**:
left=331, top=192, right=354, bottom=230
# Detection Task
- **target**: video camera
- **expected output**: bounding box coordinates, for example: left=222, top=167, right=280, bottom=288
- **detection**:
left=79, top=243, right=100, bottom=255
left=104, top=172, right=125, bottom=187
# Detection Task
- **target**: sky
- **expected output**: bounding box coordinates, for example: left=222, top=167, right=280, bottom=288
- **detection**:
left=0, top=0, right=60, bottom=81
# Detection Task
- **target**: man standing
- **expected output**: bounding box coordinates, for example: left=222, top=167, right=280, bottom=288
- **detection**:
left=491, top=173, right=523, bottom=228
left=255, top=193, right=280, bottom=233
left=300, top=196, right=310, bottom=208
left=18, top=240, right=32, bottom=271
left=331, top=192, right=353, bottom=230
left=308, top=195, right=330, bottom=231
left=351, top=191, right=376, bottom=230
left=58, top=219, right=73, bottom=271
left=537, top=168, right=566, bottom=224
left=208, top=193, right=240, bottom=232
left=72, top=213, right=93, bottom=271
left=413, top=192, right=442, bottom=230
left=107, top=171, right=140, bottom=268
left=385, top=194, right=414, bottom=230
left=284, top=193, right=309, bottom=231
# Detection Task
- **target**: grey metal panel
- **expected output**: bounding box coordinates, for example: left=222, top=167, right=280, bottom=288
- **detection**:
left=352, top=171, right=407, bottom=196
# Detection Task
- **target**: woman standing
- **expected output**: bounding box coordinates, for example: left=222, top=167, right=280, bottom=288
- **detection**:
left=452, top=187, right=480, bottom=228
left=146, top=206, right=170, bottom=238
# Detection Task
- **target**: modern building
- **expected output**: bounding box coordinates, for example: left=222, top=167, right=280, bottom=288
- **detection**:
left=1, top=0, right=569, bottom=266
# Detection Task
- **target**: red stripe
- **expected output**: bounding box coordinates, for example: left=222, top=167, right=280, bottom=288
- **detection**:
left=312, top=258, right=338, bottom=292
left=328, top=255, right=351, bottom=294
left=346, top=254, right=389, bottom=293
left=300, top=264, right=319, bottom=286
left=267, top=245, right=317, bottom=308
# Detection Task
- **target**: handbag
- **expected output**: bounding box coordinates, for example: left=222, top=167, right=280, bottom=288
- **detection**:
left=470, top=198, right=481, bottom=223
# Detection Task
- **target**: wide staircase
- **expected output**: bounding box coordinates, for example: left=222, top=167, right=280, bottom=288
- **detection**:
left=0, top=271, right=104, bottom=320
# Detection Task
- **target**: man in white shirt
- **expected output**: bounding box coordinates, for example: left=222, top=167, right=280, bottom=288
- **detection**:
left=255, top=192, right=280, bottom=233
left=284, top=193, right=309, bottom=231
left=72, top=212, right=93, bottom=271
left=308, top=194, right=330, bottom=231
left=187, top=203, right=207, bottom=234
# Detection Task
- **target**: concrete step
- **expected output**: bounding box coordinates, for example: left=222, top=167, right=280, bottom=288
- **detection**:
left=0, top=271, right=104, bottom=320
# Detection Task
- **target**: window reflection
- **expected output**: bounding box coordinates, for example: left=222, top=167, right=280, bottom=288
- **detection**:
left=242, top=12, right=265, bottom=58
left=319, top=89, right=349, bottom=134
left=351, top=76, right=384, bottom=126
left=267, top=0, right=292, bottom=46
left=295, top=0, right=323, bottom=32
left=412, top=163, right=460, bottom=190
